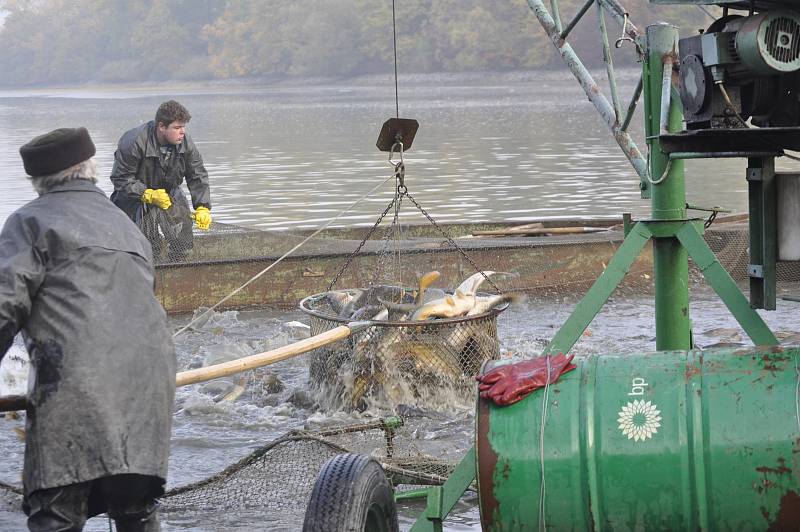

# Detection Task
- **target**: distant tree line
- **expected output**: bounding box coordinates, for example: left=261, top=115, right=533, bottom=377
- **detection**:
left=0, top=0, right=714, bottom=86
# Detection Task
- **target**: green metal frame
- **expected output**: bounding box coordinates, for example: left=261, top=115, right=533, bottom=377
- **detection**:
left=409, top=3, right=780, bottom=528
left=543, top=219, right=778, bottom=354
left=408, top=446, right=476, bottom=532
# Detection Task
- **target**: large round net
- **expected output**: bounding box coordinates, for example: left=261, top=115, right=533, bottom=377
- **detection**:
left=300, top=289, right=505, bottom=411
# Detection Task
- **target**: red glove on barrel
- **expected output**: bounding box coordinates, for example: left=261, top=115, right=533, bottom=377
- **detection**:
left=476, top=353, right=576, bottom=406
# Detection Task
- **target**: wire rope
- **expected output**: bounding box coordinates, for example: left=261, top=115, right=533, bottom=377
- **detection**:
left=538, top=355, right=552, bottom=532
left=392, top=0, right=399, bottom=118
left=173, top=174, right=395, bottom=338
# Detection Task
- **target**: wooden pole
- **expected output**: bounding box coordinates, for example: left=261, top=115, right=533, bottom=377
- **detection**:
left=472, top=226, right=609, bottom=237
left=1, top=322, right=365, bottom=412
left=0, top=395, right=26, bottom=412
left=176, top=324, right=355, bottom=386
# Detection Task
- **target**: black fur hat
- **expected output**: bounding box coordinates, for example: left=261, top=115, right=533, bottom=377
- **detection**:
left=19, top=127, right=96, bottom=177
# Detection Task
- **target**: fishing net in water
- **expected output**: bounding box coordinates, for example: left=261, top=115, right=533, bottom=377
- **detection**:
left=0, top=417, right=460, bottom=529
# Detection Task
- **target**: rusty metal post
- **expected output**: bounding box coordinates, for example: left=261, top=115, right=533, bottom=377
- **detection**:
left=525, top=0, right=649, bottom=185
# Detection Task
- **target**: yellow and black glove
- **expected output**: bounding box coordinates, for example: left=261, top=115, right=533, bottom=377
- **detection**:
left=142, top=188, right=172, bottom=210
left=193, top=206, right=212, bottom=230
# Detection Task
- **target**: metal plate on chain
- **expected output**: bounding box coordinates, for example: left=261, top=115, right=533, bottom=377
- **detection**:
left=376, top=118, right=419, bottom=152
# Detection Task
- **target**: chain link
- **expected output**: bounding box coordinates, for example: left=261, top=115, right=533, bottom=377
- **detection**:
left=373, top=194, right=404, bottom=286
left=403, top=191, right=501, bottom=293
left=704, top=209, right=718, bottom=229
left=327, top=195, right=399, bottom=291
left=330, top=139, right=500, bottom=293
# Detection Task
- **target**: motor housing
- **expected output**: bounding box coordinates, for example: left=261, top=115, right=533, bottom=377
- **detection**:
left=678, top=10, right=800, bottom=129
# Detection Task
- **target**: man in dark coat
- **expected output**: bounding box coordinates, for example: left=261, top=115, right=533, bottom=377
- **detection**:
left=0, top=127, right=176, bottom=531
left=110, top=100, right=212, bottom=263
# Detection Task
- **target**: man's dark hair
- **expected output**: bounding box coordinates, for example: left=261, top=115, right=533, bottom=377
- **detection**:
left=155, top=100, right=191, bottom=127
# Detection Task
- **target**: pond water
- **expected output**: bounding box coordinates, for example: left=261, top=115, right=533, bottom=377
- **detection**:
left=2, top=70, right=789, bottom=231
left=1, top=73, right=799, bottom=531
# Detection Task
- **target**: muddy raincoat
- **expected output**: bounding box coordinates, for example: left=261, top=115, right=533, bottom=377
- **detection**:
left=0, top=180, right=176, bottom=499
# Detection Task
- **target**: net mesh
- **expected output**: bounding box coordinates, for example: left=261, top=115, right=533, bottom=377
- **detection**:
left=0, top=420, right=459, bottom=527
left=301, top=290, right=503, bottom=412
left=150, top=218, right=800, bottom=313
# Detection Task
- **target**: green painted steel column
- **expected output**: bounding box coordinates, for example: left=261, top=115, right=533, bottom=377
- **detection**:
left=644, top=24, right=691, bottom=351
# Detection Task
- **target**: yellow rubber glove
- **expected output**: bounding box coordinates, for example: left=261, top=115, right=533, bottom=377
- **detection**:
left=141, top=188, right=172, bottom=210
left=193, top=206, right=212, bottom=230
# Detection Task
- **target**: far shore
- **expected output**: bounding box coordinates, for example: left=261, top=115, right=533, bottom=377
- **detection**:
left=0, top=68, right=643, bottom=98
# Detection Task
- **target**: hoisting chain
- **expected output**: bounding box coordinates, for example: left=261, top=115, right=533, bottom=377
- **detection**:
left=328, top=143, right=409, bottom=291
left=329, top=141, right=502, bottom=294
left=392, top=138, right=500, bottom=292
left=402, top=191, right=501, bottom=293
left=389, top=142, right=406, bottom=285
left=327, top=195, right=399, bottom=291
left=390, top=141, right=407, bottom=194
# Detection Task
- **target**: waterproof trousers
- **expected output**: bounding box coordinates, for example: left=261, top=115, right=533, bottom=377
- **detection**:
left=25, top=474, right=160, bottom=532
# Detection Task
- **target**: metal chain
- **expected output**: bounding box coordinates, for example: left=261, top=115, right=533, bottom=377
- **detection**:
left=704, top=209, right=718, bottom=229
left=372, top=193, right=404, bottom=285
left=403, top=191, right=501, bottom=293
left=329, top=150, right=407, bottom=291
left=327, top=195, right=399, bottom=291
left=330, top=139, right=500, bottom=293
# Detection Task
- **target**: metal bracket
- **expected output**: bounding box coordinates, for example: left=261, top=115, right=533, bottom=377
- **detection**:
left=748, top=264, right=764, bottom=279
left=746, top=167, right=762, bottom=182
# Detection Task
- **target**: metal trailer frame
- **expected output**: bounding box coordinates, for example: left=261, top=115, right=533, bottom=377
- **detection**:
left=409, top=2, right=779, bottom=529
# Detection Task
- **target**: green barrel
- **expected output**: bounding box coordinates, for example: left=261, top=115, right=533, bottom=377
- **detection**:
left=476, top=347, right=800, bottom=531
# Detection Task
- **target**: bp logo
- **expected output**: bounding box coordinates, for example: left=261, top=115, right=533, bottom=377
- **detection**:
left=617, top=378, right=661, bottom=442
left=617, top=399, right=662, bottom=442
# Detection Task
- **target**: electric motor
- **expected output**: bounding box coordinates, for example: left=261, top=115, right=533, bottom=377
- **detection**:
left=678, top=9, right=800, bottom=129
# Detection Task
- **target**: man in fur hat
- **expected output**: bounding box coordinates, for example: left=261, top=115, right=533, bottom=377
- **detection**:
left=110, top=100, right=212, bottom=262
left=0, top=127, right=176, bottom=531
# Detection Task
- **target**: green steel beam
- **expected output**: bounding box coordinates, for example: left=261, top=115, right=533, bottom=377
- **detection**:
left=645, top=24, right=692, bottom=351
left=543, top=222, right=652, bottom=355
left=395, top=488, right=431, bottom=501
left=646, top=219, right=703, bottom=238
left=409, top=446, right=476, bottom=532
left=676, top=222, right=778, bottom=345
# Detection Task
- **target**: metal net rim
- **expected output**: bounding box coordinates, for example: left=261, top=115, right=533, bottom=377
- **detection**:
left=298, top=291, right=509, bottom=327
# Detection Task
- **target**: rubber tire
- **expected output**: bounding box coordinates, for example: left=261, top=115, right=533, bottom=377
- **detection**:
left=303, top=453, right=399, bottom=532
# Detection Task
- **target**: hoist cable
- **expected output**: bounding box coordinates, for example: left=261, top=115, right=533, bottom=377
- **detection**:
left=392, top=0, right=399, bottom=118
left=173, top=174, right=395, bottom=338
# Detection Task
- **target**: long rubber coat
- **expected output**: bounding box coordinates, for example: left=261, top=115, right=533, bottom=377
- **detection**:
left=0, top=180, right=176, bottom=497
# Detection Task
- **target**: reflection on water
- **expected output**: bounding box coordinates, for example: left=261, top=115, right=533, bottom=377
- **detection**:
left=0, top=72, right=771, bottom=232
